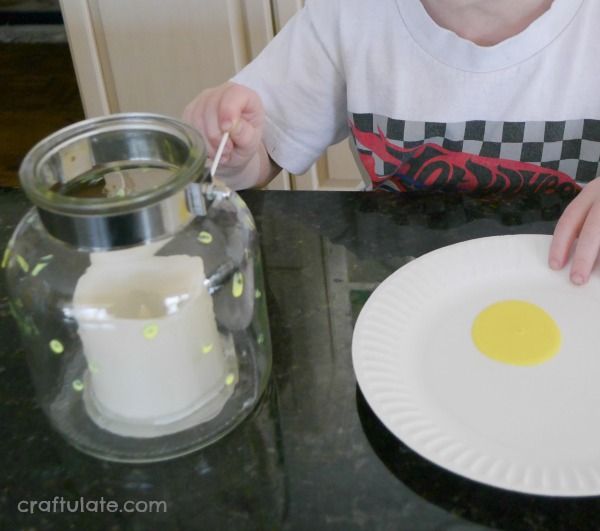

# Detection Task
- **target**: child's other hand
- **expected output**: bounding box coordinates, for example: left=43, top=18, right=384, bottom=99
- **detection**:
left=183, top=82, right=265, bottom=174
left=549, top=178, right=600, bottom=285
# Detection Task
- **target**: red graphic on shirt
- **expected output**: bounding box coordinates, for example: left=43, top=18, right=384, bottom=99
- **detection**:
left=351, top=126, right=581, bottom=197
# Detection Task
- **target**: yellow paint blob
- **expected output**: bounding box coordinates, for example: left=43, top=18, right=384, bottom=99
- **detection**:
left=31, top=262, right=48, bottom=277
left=72, top=379, right=85, bottom=392
left=225, top=373, right=236, bottom=386
left=202, top=343, right=214, bottom=354
left=197, top=231, right=213, bottom=244
left=143, top=324, right=159, bottom=340
left=471, top=300, right=561, bottom=366
left=232, top=272, right=244, bottom=298
left=16, top=255, right=29, bottom=273
left=49, top=339, right=64, bottom=355
left=1, top=247, right=11, bottom=269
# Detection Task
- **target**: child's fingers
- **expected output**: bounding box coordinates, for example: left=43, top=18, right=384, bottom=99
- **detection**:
left=229, top=119, right=258, bottom=154
left=568, top=201, right=600, bottom=284
left=549, top=194, right=591, bottom=270
left=182, top=82, right=263, bottom=170
left=218, top=83, right=264, bottom=132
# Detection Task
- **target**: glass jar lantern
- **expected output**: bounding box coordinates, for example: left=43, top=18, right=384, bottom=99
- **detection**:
left=3, top=114, right=272, bottom=462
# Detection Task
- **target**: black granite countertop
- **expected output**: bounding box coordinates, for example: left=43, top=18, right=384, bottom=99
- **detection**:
left=2, top=187, right=599, bottom=531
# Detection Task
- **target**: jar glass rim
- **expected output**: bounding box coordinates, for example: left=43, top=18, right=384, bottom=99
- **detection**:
left=19, top=113, right=207, bottom=216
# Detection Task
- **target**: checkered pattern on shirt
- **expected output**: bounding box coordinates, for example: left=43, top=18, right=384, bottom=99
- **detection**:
left=352, top=115, right=600, bottom=183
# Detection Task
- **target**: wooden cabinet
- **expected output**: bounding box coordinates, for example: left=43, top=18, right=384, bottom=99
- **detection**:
left=59, top=0, right=363, bottom=190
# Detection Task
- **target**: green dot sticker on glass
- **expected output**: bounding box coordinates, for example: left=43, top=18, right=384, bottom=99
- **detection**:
left=225, top=373, right=236, bottom=386
left=16, top=255, right=29, bottom=273
left=31, top=262, right=49, bottom=277
left=31, top=254, right=53, bottom=276
left=202, top=343, right=214, bottom=354
left=72, top=379, right=84, bottom=392
left=1, top=247, right=11, bottom=269
left=232, top=272, right=244, bottom=298
left=143, top=324, right=159, bottom=340
left=50, top=339, right=64, bottom=354
left=197, top=231, right=213, bottom=245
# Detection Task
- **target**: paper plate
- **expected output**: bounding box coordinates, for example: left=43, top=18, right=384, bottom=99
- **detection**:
left=352, top=234, right=600, bottom=496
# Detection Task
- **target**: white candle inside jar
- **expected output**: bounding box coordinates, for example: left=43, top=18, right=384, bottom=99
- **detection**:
left=73, top=251, right=230, bottom=435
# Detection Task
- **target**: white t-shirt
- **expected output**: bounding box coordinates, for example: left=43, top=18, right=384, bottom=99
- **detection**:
left=233, top=0, right=597, bottom=196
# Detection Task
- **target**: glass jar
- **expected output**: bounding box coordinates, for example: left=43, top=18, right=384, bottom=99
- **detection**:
left=3, top=113, right=272, bottom=462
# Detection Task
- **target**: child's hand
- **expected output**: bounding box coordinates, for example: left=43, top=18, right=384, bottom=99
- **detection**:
left=549, top=178, right=600, bottom=285
left=183, top=82, right=265, bottom=175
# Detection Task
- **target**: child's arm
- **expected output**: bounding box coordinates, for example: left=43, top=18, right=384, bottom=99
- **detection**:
left=183, top=82, right=281, bottom=189
left=549, top=178, right=600, bottom=285
left=185, top=0, right=348, bottom=189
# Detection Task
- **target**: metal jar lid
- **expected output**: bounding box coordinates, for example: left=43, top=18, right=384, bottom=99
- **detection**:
left=19, top=113, right=219, bottom=251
